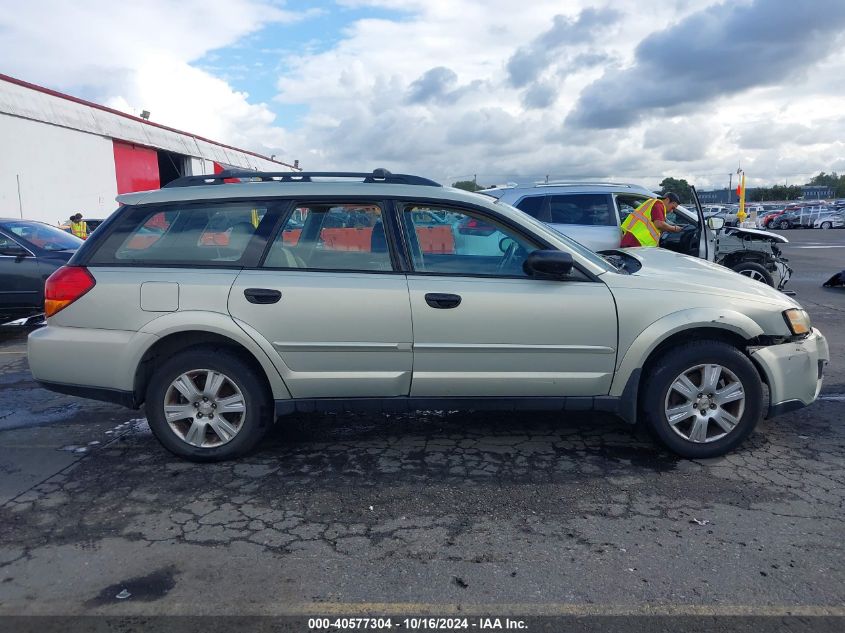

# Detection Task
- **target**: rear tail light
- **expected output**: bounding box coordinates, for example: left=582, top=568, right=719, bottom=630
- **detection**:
left=44, top=266, right=96, bottom=317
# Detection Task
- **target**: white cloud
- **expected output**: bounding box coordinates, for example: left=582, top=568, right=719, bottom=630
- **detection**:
left=103, top=56, right=287, bottom=155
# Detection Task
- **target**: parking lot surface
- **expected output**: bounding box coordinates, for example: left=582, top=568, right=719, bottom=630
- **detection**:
left=0, top=229, right=843, bottom=619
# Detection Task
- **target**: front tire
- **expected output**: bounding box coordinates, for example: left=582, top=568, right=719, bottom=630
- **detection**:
left=821, top=222, right=832, bottom=230
left=777, top=220, right=790, bottom=229
left=730, top=261, right=774, bottom=286
left=145, top=347, right=271, bottom=461
left=642, top=341, right=763, bottom=458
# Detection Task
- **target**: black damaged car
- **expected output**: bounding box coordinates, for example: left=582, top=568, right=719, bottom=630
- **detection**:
left=0, top=219, right=82, bottom=325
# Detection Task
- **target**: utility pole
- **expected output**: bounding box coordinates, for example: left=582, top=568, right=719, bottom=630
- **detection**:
left=728, top=173, right=732, bottom=204
left=16, top=174, right=23, bottom=219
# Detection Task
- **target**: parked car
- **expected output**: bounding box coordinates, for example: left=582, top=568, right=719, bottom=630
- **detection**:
left=480, top=183, right=792, bottom=289
left=814, top=211, right=844, bottom=229
left=757, top=209, right=786, bottom=229
left=771, top=211, right=797, bottom=230
left=789, top=206, right=831, bottom=229
left=773, top=207, right=830, bottom=229
left=1, top=219, right=83, bottom=324
left=27, top=169, right=827, bottom=462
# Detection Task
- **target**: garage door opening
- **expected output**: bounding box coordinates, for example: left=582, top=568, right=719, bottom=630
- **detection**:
left=157, top=150, right=187, bottom=187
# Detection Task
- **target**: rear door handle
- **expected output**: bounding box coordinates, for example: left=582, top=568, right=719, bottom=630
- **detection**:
left=244, top=288, right=282, bottom=304
left=425, top=293, right=461, bottom=309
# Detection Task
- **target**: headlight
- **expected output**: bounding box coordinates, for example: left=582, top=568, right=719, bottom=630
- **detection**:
left=783, top=309, right=811, bottom=336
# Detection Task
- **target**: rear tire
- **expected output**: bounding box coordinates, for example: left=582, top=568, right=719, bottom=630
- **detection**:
left=730, top=261, right=774, bottom=287
left=777, top=220, right=790, bottom=229
left=145, top=347, right=271, bottom=461
left=641, top=341, right=763, bottom=458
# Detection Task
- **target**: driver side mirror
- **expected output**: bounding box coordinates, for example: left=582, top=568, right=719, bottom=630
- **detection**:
left=707, top=216, right=725, bottom=230
left=523, top=250, right=574, bottom=279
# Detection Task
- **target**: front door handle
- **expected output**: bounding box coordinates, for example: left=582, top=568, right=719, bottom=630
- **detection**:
left=244, top=288, right=282, bottom=304
left=425, top=293, right=461, bottom=309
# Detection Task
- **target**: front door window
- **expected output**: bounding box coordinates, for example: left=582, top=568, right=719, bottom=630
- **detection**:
left=401, top=204, right=538, bottom=277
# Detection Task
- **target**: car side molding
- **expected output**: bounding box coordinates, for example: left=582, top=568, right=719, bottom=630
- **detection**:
left=274, top=380, right=641, bottom=425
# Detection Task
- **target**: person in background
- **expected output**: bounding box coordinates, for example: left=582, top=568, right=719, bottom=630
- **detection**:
left=620, top=192, right=683, bottom=248
left=69, top=213, right=88, bottom=240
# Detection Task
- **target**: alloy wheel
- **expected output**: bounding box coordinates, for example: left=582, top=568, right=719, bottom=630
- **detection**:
left=739, top=269, right=767, bottom=282
left=663, top=363, right=746, bottom=443
left=163, top=369, right=246, bottom=447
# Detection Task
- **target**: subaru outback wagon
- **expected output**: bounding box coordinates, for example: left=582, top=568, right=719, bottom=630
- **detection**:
left=28, top=170, right=828, bottom=461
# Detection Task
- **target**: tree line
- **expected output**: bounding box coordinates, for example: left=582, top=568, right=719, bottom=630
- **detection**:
left=658, top=172, right=844, bottom=203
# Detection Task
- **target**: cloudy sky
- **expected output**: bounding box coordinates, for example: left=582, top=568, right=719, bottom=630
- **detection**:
left=2, top=0, right=845, bottom=189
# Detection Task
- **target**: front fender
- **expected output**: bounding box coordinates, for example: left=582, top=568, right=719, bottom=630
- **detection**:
left=609, top=308, right=764, bottom=397
left=138, top=310, right=291, bottom=399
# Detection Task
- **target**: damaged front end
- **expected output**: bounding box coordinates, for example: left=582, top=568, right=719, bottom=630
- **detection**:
left=715, top=226, right=793, bottom=290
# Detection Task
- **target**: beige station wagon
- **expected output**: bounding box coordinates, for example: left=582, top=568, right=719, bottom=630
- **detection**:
left=28, top=170, right=829, bottom=461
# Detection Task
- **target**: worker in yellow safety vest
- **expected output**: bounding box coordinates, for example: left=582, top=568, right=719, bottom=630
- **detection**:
left=69, top=213, right=88, bottom=240
left=620, top=192, right=683, bottom=247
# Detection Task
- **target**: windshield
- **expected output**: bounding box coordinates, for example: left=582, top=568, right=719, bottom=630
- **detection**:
left=1, top=221, right=83, bottom=251
left=494, top=199, right=614, bottom=272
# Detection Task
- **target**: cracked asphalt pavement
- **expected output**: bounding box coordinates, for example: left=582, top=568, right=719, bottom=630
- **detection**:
left=0, top=229, right=842, bottom=618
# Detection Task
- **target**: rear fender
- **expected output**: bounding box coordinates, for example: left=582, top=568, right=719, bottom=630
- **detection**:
left=138, top=311, right=291, bottom=399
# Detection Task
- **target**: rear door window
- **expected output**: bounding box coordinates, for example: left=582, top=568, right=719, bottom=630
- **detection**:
left=548, top=194, right=616, bottom=226
left=262, top=203, right=394, bottom=272
left=88, top=203, right=269, bottom=266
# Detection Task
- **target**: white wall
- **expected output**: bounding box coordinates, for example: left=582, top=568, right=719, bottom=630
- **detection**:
left=0, top=114, right=119, bottom=224
left=1, top=77, right=297, bottom=173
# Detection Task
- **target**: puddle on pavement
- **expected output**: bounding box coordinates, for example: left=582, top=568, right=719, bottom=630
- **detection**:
left=86, top=565, right=178, bottom=606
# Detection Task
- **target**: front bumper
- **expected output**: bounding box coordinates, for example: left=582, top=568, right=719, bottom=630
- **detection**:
left=750, top=328, right=829, bottom=419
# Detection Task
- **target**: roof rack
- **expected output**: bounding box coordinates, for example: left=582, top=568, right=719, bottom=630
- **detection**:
left=163, top=168, right=441, bottom=188
left=533, top=181, right=638, bottom=188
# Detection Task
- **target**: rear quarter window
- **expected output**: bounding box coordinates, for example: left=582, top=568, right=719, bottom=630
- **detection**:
left=87, top=203, right=269, bottom=266
left=548, top=194, right=616, bottom=226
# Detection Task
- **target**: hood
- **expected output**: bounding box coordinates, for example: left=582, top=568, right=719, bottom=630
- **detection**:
left=608, top=247, right=798, bottom=308
left=722, top=226, right=789, bottom=243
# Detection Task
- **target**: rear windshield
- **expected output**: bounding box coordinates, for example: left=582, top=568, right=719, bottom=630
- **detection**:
left=1, top=221, right=82, bottom=251
left=87, top=202, right=269, bottom=266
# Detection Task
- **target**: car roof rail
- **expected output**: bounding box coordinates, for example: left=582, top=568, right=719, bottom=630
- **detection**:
left=163, top=168, right=441, bottom=188
left=532, top=181, right=637, bottom=188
